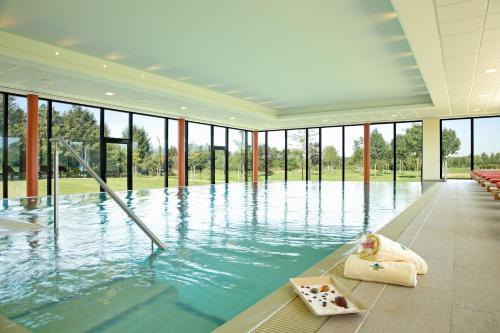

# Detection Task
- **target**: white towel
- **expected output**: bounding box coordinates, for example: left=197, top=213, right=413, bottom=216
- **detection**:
left=344, top=255, right=417, bottom=287
left=357, top=233, right=428, bottom=274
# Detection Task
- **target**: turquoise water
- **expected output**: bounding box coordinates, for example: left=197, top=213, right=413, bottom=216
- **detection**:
left=0, top=181, right=426, bottom=332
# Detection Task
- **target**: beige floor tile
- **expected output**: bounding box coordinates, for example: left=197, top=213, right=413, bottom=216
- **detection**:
left=453, top=269, right=500, bottom=312
left=358, top=305, right=451, bottom=333
left=418, top=259, right=454, bottom=290
left=451, top=307, right=500, bottom=333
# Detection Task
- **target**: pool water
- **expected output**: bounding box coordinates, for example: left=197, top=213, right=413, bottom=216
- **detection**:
left=0, top=181, right=426, bottom=332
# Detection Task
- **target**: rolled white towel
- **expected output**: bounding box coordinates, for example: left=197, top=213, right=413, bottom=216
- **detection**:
left=344, top=255, right=417, bottom=287
left=357, top=233, right=428, bottom=274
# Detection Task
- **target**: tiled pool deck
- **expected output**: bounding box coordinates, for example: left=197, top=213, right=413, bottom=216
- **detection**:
left=217, top=180, right=500, bottom=333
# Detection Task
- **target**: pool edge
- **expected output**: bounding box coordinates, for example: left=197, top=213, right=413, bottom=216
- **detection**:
left=212, top=182, right=442, bottom=333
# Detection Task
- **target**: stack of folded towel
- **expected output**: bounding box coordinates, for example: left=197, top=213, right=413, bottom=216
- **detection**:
left=343, top=233, right=427, bottom=287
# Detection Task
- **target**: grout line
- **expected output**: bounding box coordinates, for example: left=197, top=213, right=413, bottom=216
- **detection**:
left=353, top=184, right=446, bottom=332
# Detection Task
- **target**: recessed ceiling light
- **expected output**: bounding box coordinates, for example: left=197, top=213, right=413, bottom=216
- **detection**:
left=477, top=94, right=489, bottom=98
left=265, top=124, right=271, bottom=127
left=180, top=106, right=187, bottom=110
left=54, top=51, right=60, bottom=56
left=473, top=108, right=480, bottom=112
left=105, top=91, right=114, bottom=96
left=102, top=64, right=107, bottom=68
left=138, top=99, right=147, bottom=102
left=484, top=68, right=497, bottom=74
left=229, top=116, right=236, bottom=120
left=323, top=119, right=328, bottom=122
left=140, top=74, right=145, bottom=78
left=391, top=114, right=398, bottom=117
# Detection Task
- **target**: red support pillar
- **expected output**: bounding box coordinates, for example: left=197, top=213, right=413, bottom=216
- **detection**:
left=363, top=123, right=370, bottom=182
left=178, top=118, right=186, bottom=187
left=252, top=131, right=258, bottom=182
left=26, top=94, right=39, bottom=197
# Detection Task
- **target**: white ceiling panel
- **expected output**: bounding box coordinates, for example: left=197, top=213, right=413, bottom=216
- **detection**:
left=436, top=0, right=488, bottom=22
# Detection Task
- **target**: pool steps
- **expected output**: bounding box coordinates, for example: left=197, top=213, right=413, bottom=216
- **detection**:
left=10, top=275, right=224, bottom=333
left=12, top=277, right=174, bottom=333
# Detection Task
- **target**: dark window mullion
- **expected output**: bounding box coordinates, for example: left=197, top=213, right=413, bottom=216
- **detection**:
left=2, top=94, right=8, bottom=198
left=342, top=126, right=345, bottom=182
left=164, top=118, right=168, bottom=188
left=393, top=123, right=396, bottom=182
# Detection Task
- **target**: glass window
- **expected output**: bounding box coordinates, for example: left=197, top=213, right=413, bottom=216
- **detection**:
left=132, top=114, right=165, bottom=190
left=370, top=124, right=393, bottom=181
left=187, top=122, right=211, bottom=186
left=473, top=117, right=500, bottom=170
left=345, top=125, right=364, bottom=181
left=7, top=96, right=27, bottom=198
left=228, top=129, right=246, bottom=182
left=168, top=119, right=178, bottom=187
left=321, top=127, right=342, bottom=181
left=267, top=131, right=285, bottom=181
left=308, top=128, right=320, bottom=181
left=441, top=119, right=471, bottom=179
left=38, top=100, right=48, bottom=196
left=105, top=110, right=129, bottom=138
left=214, top=126, right=226, bottom=183
left=287, top=129, right=306, bottom=181
left=52, top=102, right=100, bottom=194
left=248, top=132, right=253, bottom=180
left=396, top=122, right=422, bottom=181
left=258, top=132, right=266, bottom=181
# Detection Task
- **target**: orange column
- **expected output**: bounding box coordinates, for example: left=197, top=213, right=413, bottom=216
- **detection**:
left=178, top=118, right=186, bottom=187
left=363, top=123, right=370, bottom=182
left=26, top=94, right=39, bottom=197
left=252, top=131, right=258, bottom=182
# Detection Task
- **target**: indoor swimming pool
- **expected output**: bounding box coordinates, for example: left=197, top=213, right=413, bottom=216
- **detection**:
left=0, top=181, right=427, bottom=332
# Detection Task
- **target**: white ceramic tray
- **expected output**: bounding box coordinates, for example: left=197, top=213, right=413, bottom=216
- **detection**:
left=289, top=276, right=368, bottom=316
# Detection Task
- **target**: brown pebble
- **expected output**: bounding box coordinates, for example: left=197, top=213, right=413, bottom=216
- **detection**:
left=319, top=285, right=329, bottom=292
left=301, top=286, right=304, bottom=288
left=310, top=288, right=318, bottom=294
left=334, top=296, right=348, bottom=308
left=308, top=300, right=312, bottom=302
left=313, top=296, right=316, bottom=299
left=306, top=286, right=310, bottom=289
left=322, top=301, right=327, bottom=307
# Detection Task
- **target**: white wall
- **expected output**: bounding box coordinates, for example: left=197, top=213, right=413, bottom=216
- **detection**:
left=422, top=118, right=441, bottom=180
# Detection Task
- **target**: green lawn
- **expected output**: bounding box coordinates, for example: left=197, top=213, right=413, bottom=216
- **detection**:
left=445, top=167, right=471, bottom=179
left=4, top=168, right=422, bottom=199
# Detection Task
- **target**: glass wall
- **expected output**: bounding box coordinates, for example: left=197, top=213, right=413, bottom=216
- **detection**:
left=38, top=100, right=48, bottom=196
left=104, top=110, right=129, bottom=139
left=104, top=110, right=129, bottom=191
left=287, top=129, right=306, bottom=181
left=187, top=122, right=211, bottom=185
left=258, top=132, right=266, bottom=181
left=321, top=127, right=342, bottom=181
left=228, top=129, right=245, bottom=182
left=344, top=125, right=364, bottom=181
left=214, top=126, right=226, bottom=183
left=132, top=114, right=165, bottom=190
left=396, top=122, right=422, bottom=181
left=474, top=117, right=500, bottom=170
left=370, top=124, right=393, bottom=181
left=168, top=119, right=178, bottom=187
left=441, top=119, right=471, bottom=178
left=267, top=131, right=285, bottom=181
left=7, top=96, right=26, bottom=198
left=52, top=102, right=100, bottom=195
left=308, top=128, right=320, bottom=180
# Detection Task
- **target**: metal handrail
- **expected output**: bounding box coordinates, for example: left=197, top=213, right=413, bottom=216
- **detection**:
left=50, top=138, right=166, bottom=250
